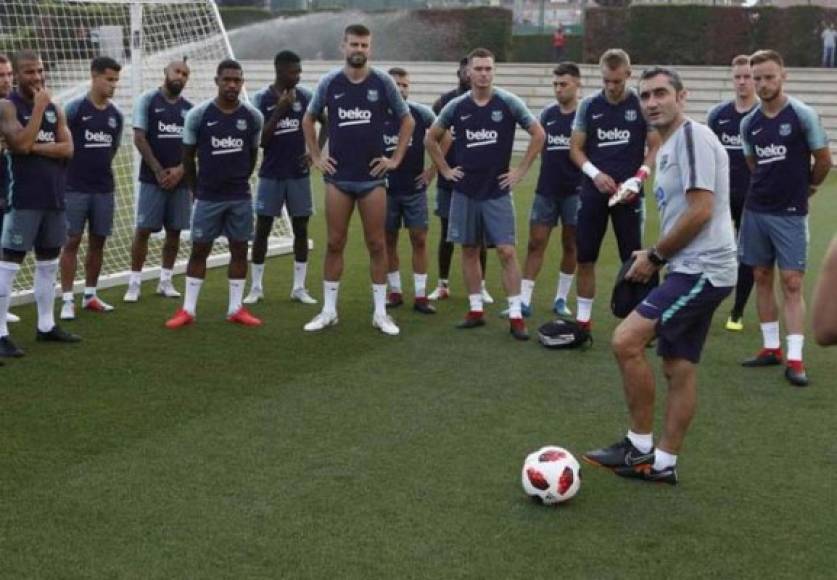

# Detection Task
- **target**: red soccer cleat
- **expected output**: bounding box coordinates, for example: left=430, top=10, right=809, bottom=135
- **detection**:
left=165, top=308, right=195, bottom=329
left=227, top=306, right=262, bottom=327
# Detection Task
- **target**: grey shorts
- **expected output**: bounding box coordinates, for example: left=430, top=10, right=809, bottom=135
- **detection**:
left=137, top=182, right=192, bottom=232
left=434, top=186, right=453, bottom=219
left=1, top=207, right=67, bottom=252
left=447, top=191, right=516, bottom=247
left=191, top=199, right=254, bottom=244
left=386, top=191, right=428, bottom=232
left=325, top=177, right=387, bottom=199
left=65, top=191, right=115, bottom=237
left=529, top=192, right=580, bottom=228
left=739, top=209, right=808, bottom=271
left=256, top=176, right=313, bottom=218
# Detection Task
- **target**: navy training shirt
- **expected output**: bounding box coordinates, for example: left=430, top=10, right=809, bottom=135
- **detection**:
left=433, top=87, right=467, bottom=191
left=133, top=88, right=193, bottom=185
left=251, top=84, right=312, bottom=180
left=307, top=67, right=409, bottom=182
left=536, top=102, right=580, bottom=198
left=65, top=95, right=123, bottom=194
left=383, top=101, right=435, bottom=196
left=706, top=99, right=757, bottom=197
left=182, top=99, right=263, bottom=201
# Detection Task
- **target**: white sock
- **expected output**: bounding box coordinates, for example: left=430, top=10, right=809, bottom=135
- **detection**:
left=228, top=279, right=245, bottom=315
left=507, top=294, right=522, bottom=319
left=627, top=430, right=654, bottom=454
left=414, top=273, right=427, bottom=299
left=481, top=280, right=488, bottom=292
left=438, top=278, right=449, bottom=288
left=183, top=276, right=203, bottom=315
left=387, top=271, right=402, bottom=293
left=160, top=268, right=173, bottom=284
left=0, top=262, right=21, bottom=338
left=323, top=280, right=339, bottom=315
left=372, top=283, right=387, bottom=317
left=129, top=271, right=141, bottom=287
left=520, top=279, right=535, bottom=307
left=556, top=272, right=574, bottom=302
left=469, top=293, right=483, bottom=313
left=34, top=259, right=59, bottom=333
left=62, top=292, right=74, bottom=303
left=251, top=263, right=265, bottom=291
left=83, top=286, right=96, bottom=298
left=653, top=448, right=678, bottom=471
left=786, top=334, right=804, bottom=361
left=577, top=297, right=593, bottom=323
left=293, top=261, right=307, bottom=290
left=761, top=321, right=781, bottom=350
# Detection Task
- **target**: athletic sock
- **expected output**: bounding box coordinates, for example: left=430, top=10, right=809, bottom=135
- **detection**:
left=387, top=271, right=402, bottom=294
left=653, top=449, right=678, bottom=471
left=0, top=262, right=21, bottom=338
left=183, top=276, right=203, bottom=315
left=627, top=430, right=654, bottom=454
left=520, top=279, right=535, bottom=307
left=62, top=292, right=74, bottom=303
left=480, top=280, right=489, bottom=293
left=438, top=278, right=449, bottom=288
left=34, top=259, right=59, bottom=332
left=83, top=286, right=97, bottom=299
left=556, top=272, right=574, bottom=302
left=129, top=271, right=142, bottom=287
left=761, top=321, right=781, bottom=350
left=323, top=281, right=339, bottom=315
left=293, top=261, right=307, bottom=290
left=507, top=294, right=522, bottom=319
left=786, top=334, right=804, bottom=361
left=577, top=297, right=593, bottom=323
left=372, top=283, right=387, bottom=317
left=250, top=263, right=265, bottom=291
left=414, top=273, right=427, bottom=299
left=160, top=268, right=173, bottom=284
left=228, top=279, right=245, bottom=316
left=468, top=293, right=483, bottom=313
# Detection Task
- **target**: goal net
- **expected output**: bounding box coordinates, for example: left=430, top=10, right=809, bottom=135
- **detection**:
left=0, top=0, right=294, bottom=302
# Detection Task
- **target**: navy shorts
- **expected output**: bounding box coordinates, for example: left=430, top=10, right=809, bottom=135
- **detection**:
left=256, top=176, right=313, bottom=218
left=447, top=191, right=516, bottom=247
left=530, top=191, right=580, bottom=228
left=1, top=208, right=67, bottom=252
left=577, top=183, right=644, bottom=263
left=434, top=186, right=453, bottom=219
left=738, top=209, right=808, bottom=271
left=65, top=191, right=115, bottom=237
left=191, top=199, right=254, bottom=244
left=137, top=182, right=191, bottom=232
left=325, top=177, right=387, bottom=200
left=636, top=272, right=733, bottom=363
left=386, top=190, right=428, bottom=232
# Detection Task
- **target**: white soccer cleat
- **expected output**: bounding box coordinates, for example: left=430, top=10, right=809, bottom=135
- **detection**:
left=156, top=281, right=182, bottom=298
left=303, top=310, right=339, bottom=332
left=290, top=287, right=318, bottom=304
left=6, top=312, right=20, bottom=323
left=372, top=313, right=400, bottom=336
left=60, top=300, right=76, bottom=321
left=243, top=287, right=263, bottom=304
left=428, top=285, right=450, bottom=301
left=83, top=296, right=115, bottom=313
left=123, top=284, right=141, bottom=303
left=481, top=287, right=495, bottom=304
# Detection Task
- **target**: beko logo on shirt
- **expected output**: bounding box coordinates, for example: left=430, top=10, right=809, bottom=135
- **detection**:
left=596, top=127, right=630, bottom=147
left=465, top=128, right=498, bottom=148
left=547, top=133, right=570, bottom=150
left=383, top=134, right=412, bottom=151
left=337, top=107, right=372, bottom=127
left=84, top=129, right=113, bottom=148
left=157, top=120, right=183, bottom=139
left=274, top=117, right=300, bottom=135
left=211, top=135, right=244, bottom=155
left=755, top=143, right=787, bottom=164
left=36, top=130, right=55, bottom=142
left=720, top=133, right=742, bottom=148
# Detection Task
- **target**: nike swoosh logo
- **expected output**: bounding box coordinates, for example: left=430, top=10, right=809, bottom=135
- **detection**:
left=82, top=115, right=93, bottom=121
left=207, top=121, right=219, bottom=127
left=718, top=119, right=731, bottom=125
left=267, top=105, right=276, bottom=111
left=640, top=301, right=659, bottom=309
left=592, top=113, right=604, bottom=119
left=154, top=108, right=165, bottom=113
left=546, top=120, right=556, bottom=126
left=752, top=128, right=763, bottom=135
left=334, top=93, right=345, bottom=100
left=460, top=114, right=472, bottom=120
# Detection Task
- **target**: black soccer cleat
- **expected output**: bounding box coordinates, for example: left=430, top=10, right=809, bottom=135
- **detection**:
left=784, top=363, right=809, bottom=387
left=413, top=298, right=436, bottom=315
left=0, top=335, right=25, bottom=358
left=583, top=438, right=654, bottom=469
left=741, top=348, right=783, bottom=367
left=614, top=463, right=678, bottom=485
left=36, top=325, right=82, bottom=343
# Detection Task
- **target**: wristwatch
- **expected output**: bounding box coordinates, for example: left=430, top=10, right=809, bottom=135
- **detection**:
left=647, top=246, right=667, bottom=267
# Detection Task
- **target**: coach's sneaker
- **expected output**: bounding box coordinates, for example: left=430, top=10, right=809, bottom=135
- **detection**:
left=243, top=287, right=263, bottom=305
left=60, top=300, right=76, bottom=321
left=83, top=296, right=114, bottom=313
left=500, top=303, right=532, bottom=319
left=785, top=360, right=809, bottom=387
left=227, top=306, right=262, bottom=327
left=123, top=283, right=141, bottom=303
left=157, top=281, right=182, bottom=299
left=291, top=287, right=318, bottom=305
left=725, top=313, right=744, bottom=332
left=372, top=313, right=400, bottom=336
left=413, top=297, right=436, bottom=315
left=741, top=348, right=783, bottom=367
left=386, top=292, right=404, bottom=308
left=509, top=318, right=530, bottom=341
left=456, top=311, right=485, bottom=329
left=6, top=312, right=20, bottom=323
left=36, top=325, right=81, bottom=343
left=304, top=311, right=338, bottom=332
left=0, top=336, right=25, bottom=358
left=165, top=308, right=195, bottom=329
left=583, top=438, right=654, bottom=469
left=428, top=284, right=450, bottom=301
left=553, top=298, right=572, bottom=318
left=614, top=463, right=678, bottom=485
left=481, top=285, right=494, bottom=304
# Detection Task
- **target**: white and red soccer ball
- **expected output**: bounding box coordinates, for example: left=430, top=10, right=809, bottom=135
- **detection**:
left=521, top=446, right=581, bottom=505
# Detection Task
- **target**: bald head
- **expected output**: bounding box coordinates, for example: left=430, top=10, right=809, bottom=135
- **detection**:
left=162, top=59, right=189, bottom=97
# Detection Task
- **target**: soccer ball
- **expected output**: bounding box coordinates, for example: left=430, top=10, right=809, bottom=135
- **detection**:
left=521, top=446, right=581, bottom=505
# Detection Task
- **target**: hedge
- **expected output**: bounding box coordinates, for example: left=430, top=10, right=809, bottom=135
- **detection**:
left=510, top=34, right=583, bottom=64
left=218, top=7, right=275, bottom=30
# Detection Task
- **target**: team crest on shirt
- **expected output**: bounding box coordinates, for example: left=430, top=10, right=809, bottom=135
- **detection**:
left=293, top=101, right=302, bottom=112
left=491, top=110, right=503, bottom=122
left=180, top=109, right=187, bottom=118
left=779, top=123, right=792, bottom=137
left=236, top=118, right=248, bottom=131
left=45, top=109, right=57, bottom=123
left=367, top=89, right=379, bottom=102
left=625, top=109, right=637, bottom=122
left=108, top=116, right=117, bottom=129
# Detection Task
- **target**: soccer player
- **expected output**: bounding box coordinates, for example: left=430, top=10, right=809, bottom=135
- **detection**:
left=59, top=56, right=124, bottom=320
left=426, top=48, right=545, bottom=340
left=165, top=59, right=264, bottom=329
left=0, top=50, right=79, bottom=359
left=511, top=62, right=582, bottom=318
left=707, top=55, right=758, bottom=331
left=124, top=59, right=193, bottom=302
left=302, top=24, right=415, bottom=336
left=244, top=51, right=318, bottom=306
left=429, top=58, right=492, bottom=304
left=569, top=49, right=660, bottom=332
left=383, top=67, right=437, bottom=315
left=583, top=67, right=737, bottom=485
left=738, top=50, right=832, bottom=387
left=812, top=236, right=837, bottom=346
left=0, top=53, right=20, bottom=326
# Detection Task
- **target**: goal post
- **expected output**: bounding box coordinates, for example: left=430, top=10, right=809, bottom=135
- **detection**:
left=0, top=0, right=295, bottom=304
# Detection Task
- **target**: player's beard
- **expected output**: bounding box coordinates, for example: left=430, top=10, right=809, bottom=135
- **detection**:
left=165, top=79, right=184, bottom=97
left=346, top=52, right=367, bottom=68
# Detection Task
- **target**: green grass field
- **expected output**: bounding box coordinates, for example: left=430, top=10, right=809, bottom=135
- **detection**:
left=2, top=168, right=836, bottom=579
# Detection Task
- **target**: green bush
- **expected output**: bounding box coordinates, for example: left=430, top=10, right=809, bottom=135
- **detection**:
left=218, top=6, right=275, bottom=30
left=510, top=34, right=583, bottom=63
left=413, top=8, right=513, bottom=62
